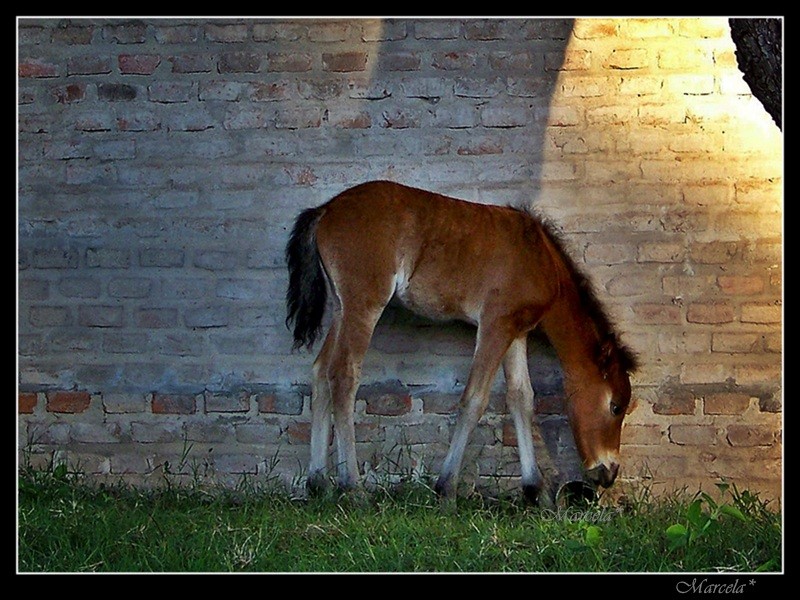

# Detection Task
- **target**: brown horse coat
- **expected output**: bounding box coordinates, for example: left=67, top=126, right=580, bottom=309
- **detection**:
left=286, top=180, right=636, bottom=501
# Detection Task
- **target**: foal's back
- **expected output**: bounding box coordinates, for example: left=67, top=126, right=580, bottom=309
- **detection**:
left=315, top=180, right=561, bottom=326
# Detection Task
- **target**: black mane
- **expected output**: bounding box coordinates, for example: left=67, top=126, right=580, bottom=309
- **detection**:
left=514, top=206, right=639, bottom=373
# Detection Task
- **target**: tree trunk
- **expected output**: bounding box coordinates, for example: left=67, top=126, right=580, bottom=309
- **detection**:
left=729, top=18, right=782, bottom=130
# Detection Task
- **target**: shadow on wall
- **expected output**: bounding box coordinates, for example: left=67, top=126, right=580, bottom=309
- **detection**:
left=358, top=19, right=579, bottom=488
left=364, top=18, right=575, bottom=398
left=17, top=17, right=574, bottom=397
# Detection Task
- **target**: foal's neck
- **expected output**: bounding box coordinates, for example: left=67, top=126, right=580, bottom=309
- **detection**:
left=540, top=286, right=603, bottom=388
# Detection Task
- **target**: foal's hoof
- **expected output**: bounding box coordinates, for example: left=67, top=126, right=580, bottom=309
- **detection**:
left=306, top=472, right=330, bottom=497
left=433, top=476, right=454, bottom=499
left=522, top=484, right=541, bottom=506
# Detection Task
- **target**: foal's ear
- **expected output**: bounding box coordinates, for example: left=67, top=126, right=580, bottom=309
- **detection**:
left=598, top=333, right=638, bottom=375
left=597, top=335, right=616, bottom=375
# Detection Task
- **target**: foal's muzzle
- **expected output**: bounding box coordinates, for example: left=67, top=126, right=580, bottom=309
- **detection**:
left=586, top=462, right=619, bottom=488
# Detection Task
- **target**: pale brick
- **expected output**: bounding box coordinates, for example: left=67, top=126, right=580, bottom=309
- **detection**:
left=212, top=454, right=260, bottom=474
left=622, top=424, right=664, bottom=445
left=414, top=20, right=461, bottom=40
left=619, top=76, right=663, bottom=96
left=712, top=333, right=763, bottom=354
left=205, top=391, right=251, bottom=413
left=741, top=303, right=781, bottom=324
left=621, top=18, right=675, bottom=38
left=637, top=242, right=685, bottom=263
left=735, top=364, right=781, bottom=387
left=103, top=392, right=148, bottom=414
left=78, top=305, right=124, bottom=328
left=632, top=303, right=682, bottom=325
left=681, top=362, right=732, bottom=385
left=71, top=423, right=122, bottom=443
left=204, top=23, right=248, bottom=42
left=669, top=424, right=718, bottom=446
left=131, top=421, right=183, bottom=443
left=606, top=48, right=649, bottom=70
left=187, top=421, right=234, bottom=443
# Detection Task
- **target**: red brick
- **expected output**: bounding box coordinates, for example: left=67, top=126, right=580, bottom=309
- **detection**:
left=632, top=303, right=682, bottom=324
left=19, top=59, right=58, bottom=78
left=727, top=425, right=776, bottom=447
left=53, top=84, right=86, bottom=104
left=687, top=303, right=734, bottom=324
left=652, top=395, right=696, bottom=415
left=573, top=19, right=618, bottom=39
left=457, top=139, right=504, bottom=156
left=257, top=391, right=303, bottom=415
left=152, top=393, right=196, bottom=414
left=46, top=391, right=91, bottom=413
left=19, top=392, right=37, bottom=414
left=286, top=422, right=311, bottom=444
left=322, top=52, right=368, bottom=72
left=703, top=393, right=751, bottom=415
left=365, top=392, right=412, bottom=416
left=119, top=54, right=161, bottom=75
left=718, top=275, right=764, bottom=295
left=502, top=421, right=517, bottom=446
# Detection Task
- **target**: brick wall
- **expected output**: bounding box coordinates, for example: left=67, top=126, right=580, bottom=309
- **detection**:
left=18, top=18, right=782, bottom=499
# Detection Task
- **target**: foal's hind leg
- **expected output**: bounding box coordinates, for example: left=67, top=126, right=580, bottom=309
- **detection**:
left=307, top=318, right=339, bottom=494
left=503, top=336, right=544, bottom=504
left=435, top=320, right=516, bottom=498
left=327, top=309, right=384, bottom=490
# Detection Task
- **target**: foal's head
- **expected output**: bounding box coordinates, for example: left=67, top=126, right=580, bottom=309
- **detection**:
left=567, top=334, right=637, bottom=489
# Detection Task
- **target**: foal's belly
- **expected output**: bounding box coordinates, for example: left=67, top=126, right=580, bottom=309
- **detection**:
left=392, top=266, right=480, bottom=326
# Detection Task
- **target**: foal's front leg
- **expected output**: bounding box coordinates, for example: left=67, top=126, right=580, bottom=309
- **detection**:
left=503, top=336, right=544, bottom=504
left=435, top=321, right=515, bottom=498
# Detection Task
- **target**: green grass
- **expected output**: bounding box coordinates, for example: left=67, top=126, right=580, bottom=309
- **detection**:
left=17, top=465, right=781, bottom=573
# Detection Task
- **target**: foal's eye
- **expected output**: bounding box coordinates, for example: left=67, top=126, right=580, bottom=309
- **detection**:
left=610, top=402, right=624, bottom=417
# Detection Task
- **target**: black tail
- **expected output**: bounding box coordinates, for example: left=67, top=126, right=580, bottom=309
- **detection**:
left=285, top=206, right=327, bottom=350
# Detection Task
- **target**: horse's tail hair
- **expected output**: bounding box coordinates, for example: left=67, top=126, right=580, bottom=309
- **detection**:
left=285, top=205, right=327, bottom=350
